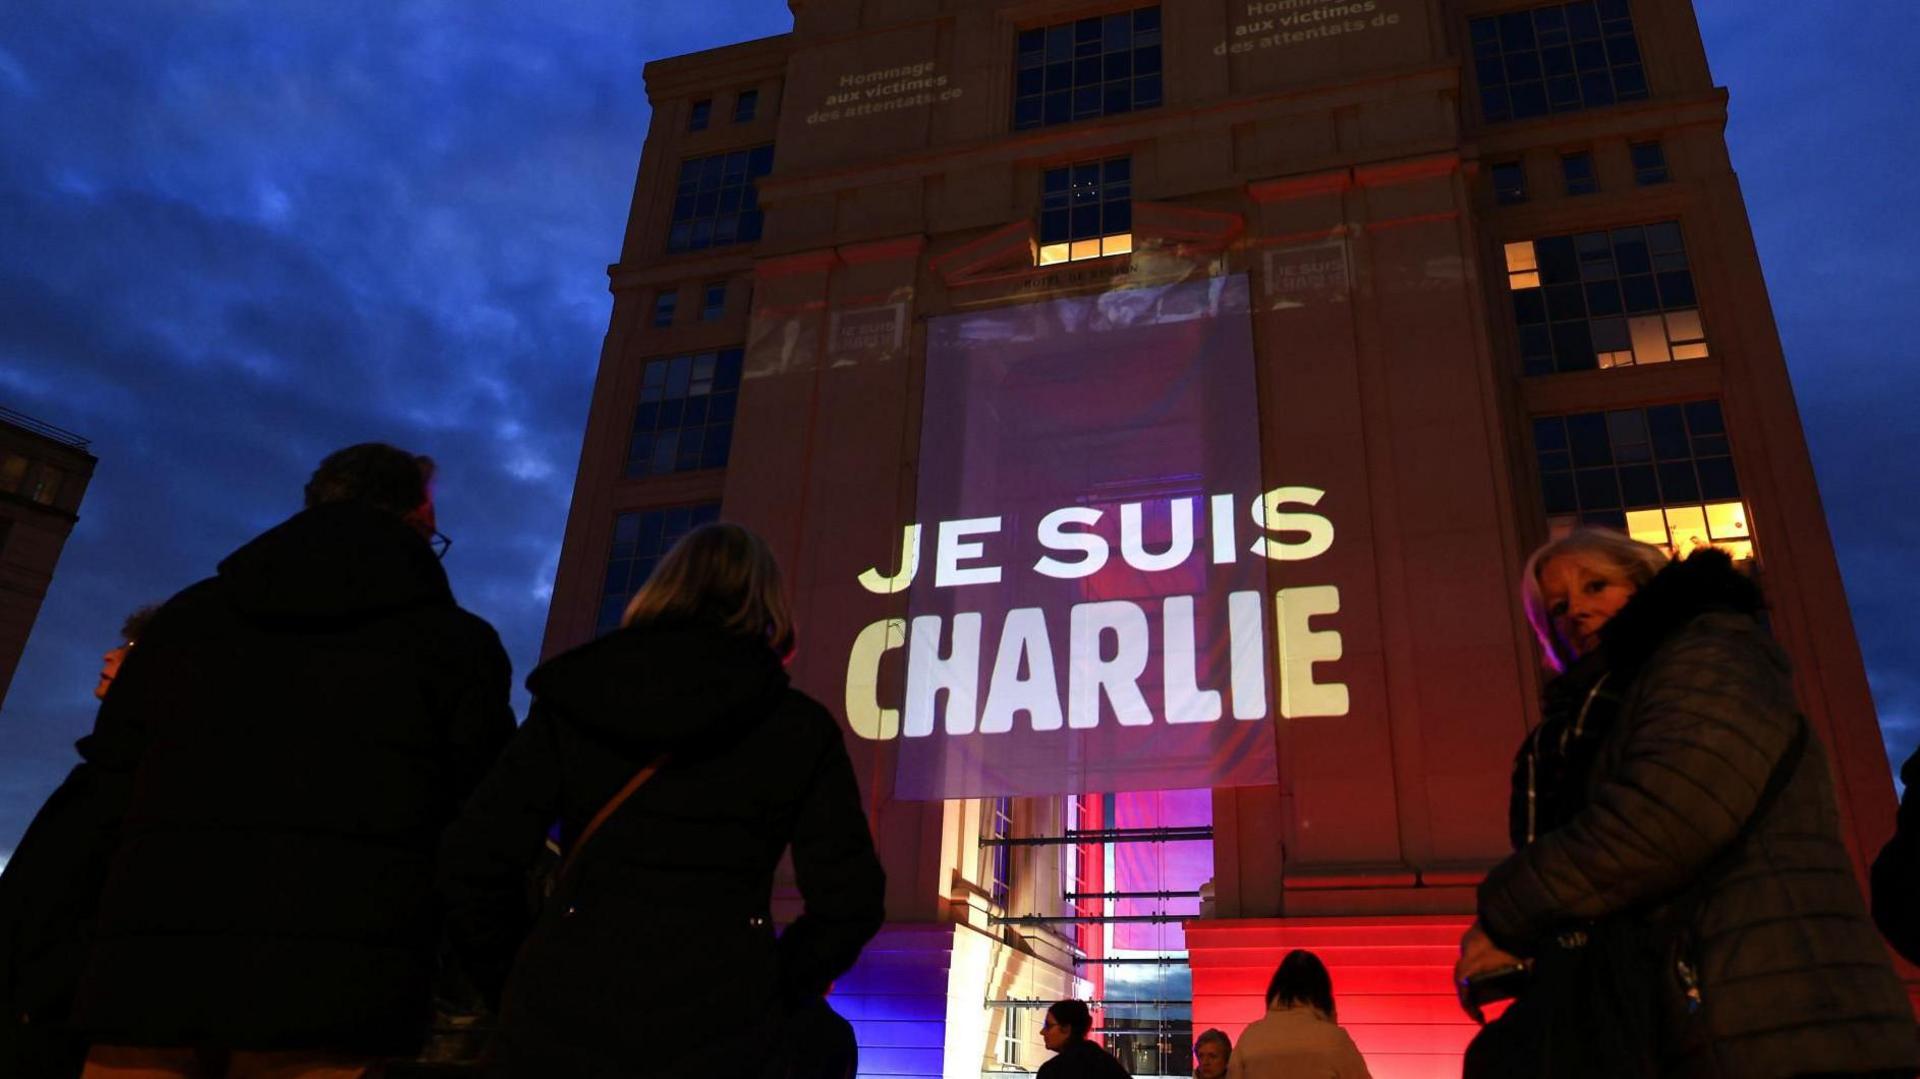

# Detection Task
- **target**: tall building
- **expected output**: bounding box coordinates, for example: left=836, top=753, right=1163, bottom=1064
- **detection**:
left=0, top=407, right=95, bottom=711
left=546, top=2, right=1906, bottom=1075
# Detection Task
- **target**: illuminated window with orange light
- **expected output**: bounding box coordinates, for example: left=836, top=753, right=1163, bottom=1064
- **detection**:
left=1504, top=221, right=1705, bottom=376
left=1039, top=157, right=1131, bottom=266
left=1534, top=401, right=1753, bottom=562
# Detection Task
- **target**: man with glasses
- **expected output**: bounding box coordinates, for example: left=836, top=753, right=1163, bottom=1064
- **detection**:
left=3, top=442, right=514, bottom=1079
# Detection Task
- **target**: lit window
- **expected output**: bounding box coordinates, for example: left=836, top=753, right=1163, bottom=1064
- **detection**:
left=701, top=282, right=727, bottom=322
left=1534, top=400, right=1752, bottom=562
left=1631, top=140, right=1670, bottom=184
left=599, top=503, right=722, bottom=635
left=1507, top=221, right=1705, bottom=375
left=980, top=796, right=1013, bottom=905
left=626, top=348, right=743, bottom=479
left=1561, top=151, right=1597, bottom=195
left=1471, top=0, right=1649, bottom=124
left=1493, top=161, right=1528, bottom=205
left=733, top=89, right=758, bottom=124
left=1038, top=157, right=1132, bottom=266
left=668, top=146, right=773, bottom=253
left=1000, top=1009, right=1022, bottom=1067
left=29, top=466, right=63, bottom=506
left=688, top=98, right=711, bottom=132
left=1013, top=6, right=1162, bottom=130
left=0, top=450, right=27, bottom=494
left=651, top=289, right=677, bottom=328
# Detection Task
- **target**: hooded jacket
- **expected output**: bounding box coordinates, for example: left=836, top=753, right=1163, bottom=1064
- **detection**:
left=11, top=503, right=515, bottom=1054
left=437, top=619, right=886, bottom=1078
left=1477, top=550, right=1918, bottom=1077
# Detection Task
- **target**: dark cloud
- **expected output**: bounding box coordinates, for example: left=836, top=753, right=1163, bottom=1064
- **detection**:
left=2, top=1, right=1916, bottom=858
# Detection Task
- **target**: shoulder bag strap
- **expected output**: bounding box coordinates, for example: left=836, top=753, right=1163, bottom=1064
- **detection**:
left=560, top=752, right=670, bottom=880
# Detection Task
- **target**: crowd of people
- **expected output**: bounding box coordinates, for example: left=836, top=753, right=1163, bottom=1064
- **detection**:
left=0, top=441, right=1915, bottom=1079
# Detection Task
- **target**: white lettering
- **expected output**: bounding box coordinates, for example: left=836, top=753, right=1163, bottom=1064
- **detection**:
left=1067, top=601, right=1153, bottom=728
left=845, top=618, right=905, bottom=739
left=1120, top=498, right=1195, bottom=572
left=1210, top=493, right=1238, bottom=564
left=1033, top=506, right=1108, bottom=579
left=904, top=613, right=982, bottom=735
left=934, top=517, right=1003, bottom=587
left=979, top=607, right=1063, bottom=732
left=857, top=523, right=921, bottom=594
left=1274, top=585, right=1348, bottom=718
left=1161, top=595, right=1221, bottom=725
left=1250, top=486, right=1335, bottom=561
left=1227, top=589, right=1268, bottom=719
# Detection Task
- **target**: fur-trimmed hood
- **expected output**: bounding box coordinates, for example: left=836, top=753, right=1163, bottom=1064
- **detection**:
left=1599, top=547, right=1765, bottom=674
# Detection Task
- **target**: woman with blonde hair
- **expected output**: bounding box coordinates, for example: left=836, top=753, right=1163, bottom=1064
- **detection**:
left=440, top=523, right=886, bottom=1077
left=1458, top=528, right=1916, bottom=1078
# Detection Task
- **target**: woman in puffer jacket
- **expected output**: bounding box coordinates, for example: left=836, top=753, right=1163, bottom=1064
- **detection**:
left=1456, top=528, right=1917, bottom=1078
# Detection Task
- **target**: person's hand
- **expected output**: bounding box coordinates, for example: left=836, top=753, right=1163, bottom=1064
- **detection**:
left=1454, top=921, right=1525, bottom=1024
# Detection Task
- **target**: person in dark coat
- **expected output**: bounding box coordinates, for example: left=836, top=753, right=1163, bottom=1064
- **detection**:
left=1036, top=999, right=1130, bottom=1079
left=1457, top=529, right=1919, bottom=1078
left=0, top=604, right=160, bottom=1079
left=7, top=443, right=514, bottom=1078
left=438, top=522, right=886, bottom=1079
left=1870, top=745, right=1920, bottom=966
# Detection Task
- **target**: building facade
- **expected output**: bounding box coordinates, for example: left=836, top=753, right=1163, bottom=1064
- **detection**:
left=545, top=2, right=1907, bottom=1075
left=0, top=407, right=95, bottom=711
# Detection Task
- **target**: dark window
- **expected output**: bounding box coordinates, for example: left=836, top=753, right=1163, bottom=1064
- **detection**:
left=1471, top=0, right=1649, bottom=124
left=688, top=98, right=711, bottom=132
left=1503, top=220, right=1706, bottom=376
left=626, top=348, right=744, bottom=480
left=651, top=289, right=677, bottom=328
left=1631, top=140, right=1670, bottom=184
left=0, top=449, right=27, bottom=494
left=1561, top=151, right=1598, bottom=195
left=981, top=796, right=1013, bottom=905
left=1013, top=6, right=1161, bottom=131
left=701, top=282, right=727, bottom=322
left=598, top=503, right=723, bottom=635
left=668, top=145, right=774, bottom=253
left=1533, top=400, right=1751, bottom=560
left=1039, top=156, right=1132, bottom=264
left=733, top=89, right=759, bottom=123
left=1492, top=160, right=1528, bottom=205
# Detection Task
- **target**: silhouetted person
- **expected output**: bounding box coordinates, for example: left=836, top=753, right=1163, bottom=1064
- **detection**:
left=1191, top=1027, right=1230, bottom=1079
left=1871, top=745, right=1920, bottom=965
left=1036, top=999, right=1129, bottom=1079
left=14, top=443, right=514, bottom=1079
left=1228, top=951, right=1369, bottom=1078
left=1460, top=529, right=1917, bottom=1078
left=439, top=523, right=885, bottom=1078
left=0, top=604, right=161, bottom=1078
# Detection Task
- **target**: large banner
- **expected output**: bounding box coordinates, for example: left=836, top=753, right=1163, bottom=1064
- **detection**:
left=843, top=275, right=1348, bottom=798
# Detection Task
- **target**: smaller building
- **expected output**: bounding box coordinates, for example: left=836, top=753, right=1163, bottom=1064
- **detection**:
left=0, top=406, right=96, bottom=710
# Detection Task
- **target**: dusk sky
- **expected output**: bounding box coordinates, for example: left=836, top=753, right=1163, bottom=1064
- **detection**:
left=1, top=2, right=1916, bottom=857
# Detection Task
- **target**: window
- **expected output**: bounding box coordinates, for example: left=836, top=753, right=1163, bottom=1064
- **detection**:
left=651, top=289, right=677, bottom=328
left=598, top=503, right=722, bottom=635
left=1000, top=1009, right=1022, bottom=1067
left=1492, top=161, right=1528, bottom=205
left=1561, top=151, right=1597, bottom=195
left=1631, top=140, right=1670, bottom=184
left=1471, top=0, right=1648, bottom=123
left=668, top=146, right=773, bottom=252
left=1039, top=157, right=1132, bottom=266
left=980, top=796, right=1013, bottom=905
left=733, top=89, right=758, bottom=123
left=688, top=98, right=711, bottom=132
left=701, top=282, right=727, bottom=322
left=627, top=348, right=743, bottom=478
left=1013, top=6, right=1162, bottom=130
left=0, top=450, right=27, bottom=494
left=28, top=466, right=61, bottom=506
left=1503, top=221, right=1705, bottom=375
left=1534, top=400, right=1751, bottom=561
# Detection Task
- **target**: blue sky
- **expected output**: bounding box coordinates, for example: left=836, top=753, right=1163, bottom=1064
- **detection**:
left=1, top=2, right=1916, bottom=856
